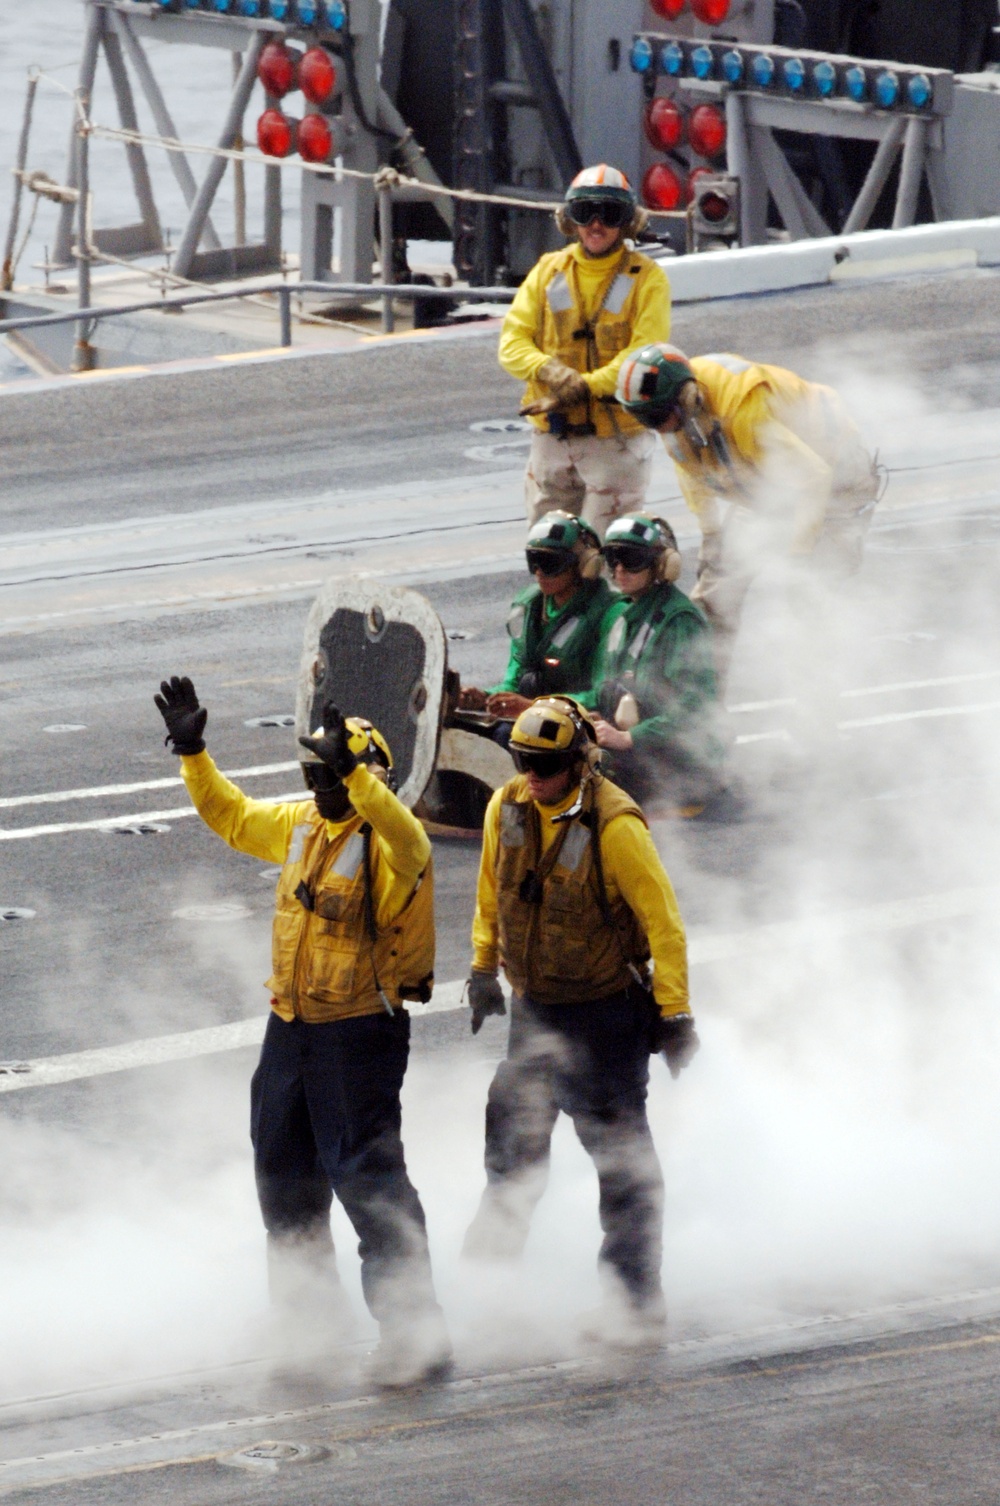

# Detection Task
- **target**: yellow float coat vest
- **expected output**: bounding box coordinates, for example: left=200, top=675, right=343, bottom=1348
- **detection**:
left=522, top=246, right=663, bottom=439
left=495, top=774, right=650, bottom=1004
left=268, top=812, right=434, bottom=1023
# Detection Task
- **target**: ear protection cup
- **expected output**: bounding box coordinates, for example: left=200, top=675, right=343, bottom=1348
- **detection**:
left=577, top=545, right=604, bottom=580
left=640, top=515, right=682, bottom=584
left=656, top=549, right=682, bottom=584
left=573, top=520, right=604, bottom=581
left=678, top=381, right=702, bottom=418
left=627, top=205, right=649, bottom=238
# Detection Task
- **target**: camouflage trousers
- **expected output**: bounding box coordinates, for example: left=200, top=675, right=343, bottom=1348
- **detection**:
left=524, top=430, right=656, bottom=540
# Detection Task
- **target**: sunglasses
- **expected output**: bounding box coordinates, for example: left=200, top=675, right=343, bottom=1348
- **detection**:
left=565, top=198, right=630, bottom=229
left=526, top=549, right=575, bottom=577
left=604, top=544, right=655, bottom=573
left=511, top=748, right=574, bottom=779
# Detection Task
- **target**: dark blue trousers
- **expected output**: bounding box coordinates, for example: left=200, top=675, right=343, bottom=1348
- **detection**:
left=250, top=1010, right=439, bottom=1325
left=476, top=988, right=665, bottom=1307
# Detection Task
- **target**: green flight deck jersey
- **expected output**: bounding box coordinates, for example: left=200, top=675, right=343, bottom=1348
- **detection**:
left=581, top=580, right=721, bottom=768
left=489, top=577, right=618, bottom=699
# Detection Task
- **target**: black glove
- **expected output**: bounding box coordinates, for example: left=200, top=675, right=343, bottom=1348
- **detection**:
left=298, top=702, right=356, bottom=779
left=653, top=1013, right=700, bottom=1079
left=467, top=971, right=507, bottom=1035
left=154, top=675, right=207, bottom=756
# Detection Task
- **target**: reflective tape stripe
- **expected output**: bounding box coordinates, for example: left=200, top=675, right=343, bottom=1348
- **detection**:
left=286, top=823, right=310, bottom=865
left=604, top=274, right=634, bottom=316
left=557, top=822, right=589, bottom=872
left=606, top=615, right=627, bottom=654
left=546, top=273, right=574, bottom=314
left=551, top=614, right=582, bottom=649
left=331, top=831, right=365, bottom=879
left=500, top=802, right=526, bottom=847
left=702, top=353, right=752, bottom=373
left=629, top=621, right=654, bottom=661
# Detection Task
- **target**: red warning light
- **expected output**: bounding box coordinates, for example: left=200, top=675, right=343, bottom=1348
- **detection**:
left=691, top=0, right=731, bottom=24
left=688, top=103, right=727, bottom=159
left=643, top=97, right=685, bottom=152
left=642, top=162, right=685, bottom=211
left=257, top=42, right=298, bottom=99
left=257, top=108, right=298, bottom=158
left=699, top=190, right=733, bottom=223
left=650, top=0, right=687, bottom=17
left=299, top=48, right=338, bottom=109
left=686, top=165, right=715, bottom=204
left=298, top=112, right=339, bottom=164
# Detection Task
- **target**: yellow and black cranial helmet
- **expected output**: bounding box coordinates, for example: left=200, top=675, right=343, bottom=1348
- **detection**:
left=300, top=715, right=393, bottom=771
left=509, top=696, right=598, bottom=777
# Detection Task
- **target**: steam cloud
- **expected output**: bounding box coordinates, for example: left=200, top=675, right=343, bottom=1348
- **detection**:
left=2, top=358, right=1000, bottom=1401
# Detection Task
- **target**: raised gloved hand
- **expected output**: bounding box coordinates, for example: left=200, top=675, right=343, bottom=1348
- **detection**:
left=652, top=1013, right=700, bottom=1079
left=154, top=676, right=207, bottom=756
left=467, top=971, right=507, bottom=1035
left=536, top=357, right=589, bottom=407
left=298, top=702, right=356, bottom=779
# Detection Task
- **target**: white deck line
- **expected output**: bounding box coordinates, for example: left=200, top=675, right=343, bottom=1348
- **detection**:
left=0, top=762, right=300, bottom=811
left=3, top=883, right=997, bottom=1094
left=0, top=795, right=306, bottom=841
left=733, top=695, right=1000, bottom=744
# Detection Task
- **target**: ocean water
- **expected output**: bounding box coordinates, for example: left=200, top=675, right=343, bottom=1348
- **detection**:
left=0, top=0, right=297, bottom=288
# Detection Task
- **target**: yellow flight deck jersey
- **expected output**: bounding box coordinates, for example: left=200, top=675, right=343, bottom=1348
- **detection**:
left=472, top=775, right=689, bottom=1018
left=499, top=241, right=672, bottom=439
left=668, top=354, right=867, bottom=554
left=181, top=752, right=434, bottom=1024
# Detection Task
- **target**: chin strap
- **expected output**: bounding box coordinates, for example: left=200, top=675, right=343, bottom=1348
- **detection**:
left=683, top=413, right=749, bottom=499
left=550, top=757, right=602, bottom=826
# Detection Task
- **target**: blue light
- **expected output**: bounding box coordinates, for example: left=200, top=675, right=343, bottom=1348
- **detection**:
left=783, top=57, right=805, bottom=91
left=908, top=73, right=932, bottom=109
left=630, top=37, right=654, bottom=73
left=844, top=65, right=867, bottom=102
left=326, top=0, right=347, bottom=27
left=751, top=53, right=775, bottom=88
left=236, top=0, right=261, bottom=13
left=721, top=49, right=744, bottom=84
left=269, top=0, right=293, bottom=16
left=691, top=45, right=714, bottom=81
left=661, top=41, right=685, bottom=77
left=298, top=0, right=320, bottom=20
left=812, top=60, right=836, bottom=97
left=874, top=70, right=899, bottom=108
left=209, top=0, right=231, bottom=12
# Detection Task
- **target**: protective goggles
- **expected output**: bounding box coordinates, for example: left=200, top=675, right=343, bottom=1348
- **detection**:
left=565, top=197, right=631, bottom=229
left=603, top=543, right=656, bottom=572
left=630, top=401, right=680, bottom=431
left=526, top=548, right=575, bottom=577
left=510, top=747, right=575, bottom=778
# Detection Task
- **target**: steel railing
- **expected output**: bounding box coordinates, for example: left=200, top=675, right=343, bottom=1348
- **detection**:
left=0, top=279, right=516, bottom=357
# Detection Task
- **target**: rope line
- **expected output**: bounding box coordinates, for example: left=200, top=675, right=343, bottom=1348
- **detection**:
left=24, top=67, right=682, bottom=221
left=79, top=114, right=683, bottom=221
